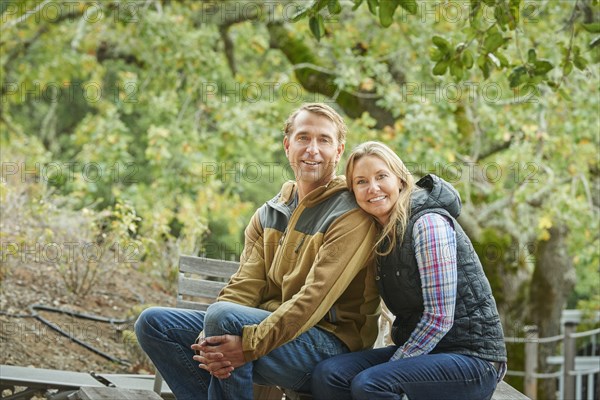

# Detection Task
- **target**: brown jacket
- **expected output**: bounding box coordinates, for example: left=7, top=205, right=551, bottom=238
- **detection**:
left=217, top=176, right=381, bottom=361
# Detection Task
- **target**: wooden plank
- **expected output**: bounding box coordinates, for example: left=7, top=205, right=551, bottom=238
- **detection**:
left=175, top=299, right=210, bottom=311
left=492, top=381, right=531, bottom=400
left=282, top=388, right=313, bottom=399
left=253, top=385, right=284, bottom=400
left=179, top=255, right=239, bottom=278
left=0, top=365, right=103, bottom=389
left=178, top=277, right=227, bottom=298
left=75, top=387, right=163, bottom=400
left=101, top=374, right=174, bottom=399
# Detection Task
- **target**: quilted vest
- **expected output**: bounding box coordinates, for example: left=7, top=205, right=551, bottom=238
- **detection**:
left=377, top=175, right=507, bottom=362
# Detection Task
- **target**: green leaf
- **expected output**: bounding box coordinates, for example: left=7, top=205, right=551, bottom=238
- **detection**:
left=367, top=0, right=379, bottom=15
left=462, top=50, right=474, bottom=69
left=315, top=0, right=329, bottom=12
left=482, top=0, right=496, bottom=6
left=488, top=53, right=501, bottom=68
left=433, top=60, right=449, bottom=75
left=574, top=55, right=588, bottom=70
left=533, top=60, right=554, bottom=75
left=328, top=0, right=342, bottom=14
left=496, top=52, right=509, bottom=67
left=530, top=75, right=544, bottom=85
left=522, top=2, right=538, bottom=19
left=558, top=88, right=572, bottom=101
left=481, top=61, right=491, bottom=79
left=309, top=15, right=323, bottom=41
left=508, top=66, right=527, bottom=87
left=547, top=80, right=559, bottom=91
left=527, top=49, right=537, bottom=63
left=508, top=0, right=521, bottom=30
left=582, top=22, right=600, bottom=33
left=379, top=0, right=398, bottom=27
left=494, top=6, right=508, bottom=30
left=430, top=47, right=443, bottom=61
left=477, top=54, right=490, bottom=78
left=352, top=0, right=364, bottom=11
left=462, top=26, right=478, bottom=38
left=399, top=0, right=418, bottom=15
left=590, top=36, right=600, bottom=48
left=450, top=60, right=464, bottom=80
left=484, top=32, right=505, bottom=52
left=318, top=14, right=326, bottom=35
left=432, top=35, right=451, bottom=51
left=563, top=61, right=573, bottom=76
left=290, top=3, right=311, bottom=22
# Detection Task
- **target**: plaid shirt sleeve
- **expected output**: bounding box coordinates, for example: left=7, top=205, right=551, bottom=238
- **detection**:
left=391, top=213, right=457, bottom=361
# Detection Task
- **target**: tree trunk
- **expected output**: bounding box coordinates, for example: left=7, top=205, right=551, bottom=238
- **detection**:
left=529, top=224, right=576, bottom=400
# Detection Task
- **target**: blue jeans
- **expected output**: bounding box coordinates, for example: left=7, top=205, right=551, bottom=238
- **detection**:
left=135, top=301, right=348, bottom=400
left=312, top=346, right=499, bottom=400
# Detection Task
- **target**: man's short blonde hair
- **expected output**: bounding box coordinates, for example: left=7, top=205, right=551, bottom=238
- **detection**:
left=283, top=103, right=347, bottom=144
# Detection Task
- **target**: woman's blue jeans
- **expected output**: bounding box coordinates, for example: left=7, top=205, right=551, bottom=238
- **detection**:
left=312, top=346, right=499, bottom=400
left=134, top=301, right=348, bottom=400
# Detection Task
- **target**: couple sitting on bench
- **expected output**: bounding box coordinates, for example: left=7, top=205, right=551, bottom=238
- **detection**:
left=135, top=103, right=507, bottom=400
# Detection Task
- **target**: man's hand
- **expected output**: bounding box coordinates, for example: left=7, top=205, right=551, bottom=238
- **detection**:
left=191, top=334, right=246, bottom=379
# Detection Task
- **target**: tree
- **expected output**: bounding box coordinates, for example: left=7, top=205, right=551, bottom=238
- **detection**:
left=297, top=0, right=599, bottom=95
left=1, top=2, right=598, bottom=397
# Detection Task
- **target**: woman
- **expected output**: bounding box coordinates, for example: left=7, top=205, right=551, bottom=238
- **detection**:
left=312, top=142, right=507, bottom=400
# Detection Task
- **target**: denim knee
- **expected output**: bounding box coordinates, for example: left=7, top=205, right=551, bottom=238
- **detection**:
left=351, top=370, right=377, bottom=400
left=204, top=301, right=244, bottom=336
left=311, top=357, right=350, bottom=400
left=134, top=306, right=162, bottom=343
left=312, top=357, right=339, bottom=385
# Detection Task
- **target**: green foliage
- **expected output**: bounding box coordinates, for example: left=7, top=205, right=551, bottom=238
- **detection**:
left=297, top=0, right=598, bottom=92
left=1, top=0, right=598, bottom=318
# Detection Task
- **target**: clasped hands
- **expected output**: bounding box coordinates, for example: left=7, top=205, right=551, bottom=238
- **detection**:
left=191, top=334, right=246, bottom=379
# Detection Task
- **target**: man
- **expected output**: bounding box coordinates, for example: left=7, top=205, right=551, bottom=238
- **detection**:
left=135, top=103, right=380, bottom=400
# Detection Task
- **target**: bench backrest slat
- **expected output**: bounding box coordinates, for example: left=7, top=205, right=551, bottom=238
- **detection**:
left=176, top=299, right=211, bottom=311
left=178, top=278, right=227, bottom=299
left=179, top=255, right=239, bottom=278
left=176, top=255, right=238, bottom=311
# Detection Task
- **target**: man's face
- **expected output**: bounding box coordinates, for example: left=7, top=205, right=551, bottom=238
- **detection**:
left=284, top=110, right=344, bottom=188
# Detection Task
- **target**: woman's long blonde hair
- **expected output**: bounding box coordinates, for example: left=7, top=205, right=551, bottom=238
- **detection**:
left=346, top=141, right=416, bottom=255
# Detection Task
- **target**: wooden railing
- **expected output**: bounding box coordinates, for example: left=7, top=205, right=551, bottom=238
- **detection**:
left=504, top=310, right=600, bottom=400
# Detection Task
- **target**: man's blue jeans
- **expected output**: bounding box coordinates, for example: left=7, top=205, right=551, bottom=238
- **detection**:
left=312, top=346, right=499, bottom=400
left=134, top=301, right=348, bottom=400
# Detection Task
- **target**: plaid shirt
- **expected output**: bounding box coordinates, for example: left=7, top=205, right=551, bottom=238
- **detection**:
left=391, top=213, right=457, bottom=361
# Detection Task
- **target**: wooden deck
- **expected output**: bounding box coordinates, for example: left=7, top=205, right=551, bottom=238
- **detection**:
left=492, top=381, right=532, bottom=399
left=0, top=364, right=529, bottom=399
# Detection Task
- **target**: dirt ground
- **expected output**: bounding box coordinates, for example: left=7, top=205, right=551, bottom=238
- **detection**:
left=0, top=261, right=175, bottom=397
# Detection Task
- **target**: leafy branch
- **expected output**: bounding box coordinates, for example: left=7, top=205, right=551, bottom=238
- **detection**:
left=294, top=0, right=598, bottom=92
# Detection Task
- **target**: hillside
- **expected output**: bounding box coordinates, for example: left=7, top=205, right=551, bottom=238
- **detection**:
left=0, top=261, right=174, bottom=383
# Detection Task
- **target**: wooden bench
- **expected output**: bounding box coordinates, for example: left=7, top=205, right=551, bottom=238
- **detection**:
left=69, top=387, right=163, bottom=400
left=0, top=365, right=171, bottom=399
left=151, top=256, right=287, bottom=399
left=151, top=255, right=529, bottom=400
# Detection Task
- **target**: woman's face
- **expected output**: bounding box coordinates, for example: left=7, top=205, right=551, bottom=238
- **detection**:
left=351, top=155, right=402, bottom=225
